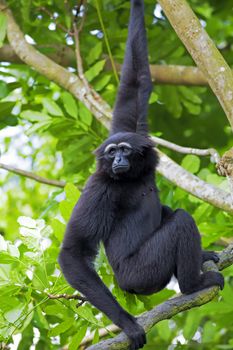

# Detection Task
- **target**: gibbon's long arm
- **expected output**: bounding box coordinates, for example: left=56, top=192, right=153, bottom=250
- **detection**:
left=111, top=0, right=153, bottom=136
left=58, top=208, right=145, bottom=345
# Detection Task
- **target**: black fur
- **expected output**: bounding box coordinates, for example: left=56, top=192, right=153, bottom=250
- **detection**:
left=59, top=1, right=224, bottom=349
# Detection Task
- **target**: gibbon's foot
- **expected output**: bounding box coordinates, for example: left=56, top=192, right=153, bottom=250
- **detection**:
left=202, top=250, right=220, bottom=264
left=212, top=271, right=225, bottom=290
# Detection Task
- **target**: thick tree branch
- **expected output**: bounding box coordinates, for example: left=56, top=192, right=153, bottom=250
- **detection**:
left=107, top=60, right=208, bottom=86
left=86, top=244, right=233, bottom=350
left=155, top=149, right=233, bottom=214
left=0, top=44, right=76, bottom=66
left=1, top=4, right=232, bottom=213
left=0, top=162, right=65, bottom=188
left=0, top=44, right=225, bottom=86
left=158, top=0, right=233, bottom=130
left=150, top=64, right=207, bottom=85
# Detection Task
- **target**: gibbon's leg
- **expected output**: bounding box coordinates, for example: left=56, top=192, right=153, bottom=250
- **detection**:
left=174, top=209, right=224, bottom=293
left=117, top=209, right=224, bottom=295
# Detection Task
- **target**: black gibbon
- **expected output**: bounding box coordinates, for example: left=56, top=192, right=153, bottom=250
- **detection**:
left=59, top=1, right=224, bottom=349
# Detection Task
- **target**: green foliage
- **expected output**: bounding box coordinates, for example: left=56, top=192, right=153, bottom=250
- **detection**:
left=181, top=154, right=201, bottom=174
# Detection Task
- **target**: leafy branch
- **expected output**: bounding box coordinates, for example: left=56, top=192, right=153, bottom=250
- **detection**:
left=0, top=162, right=66, bottom=188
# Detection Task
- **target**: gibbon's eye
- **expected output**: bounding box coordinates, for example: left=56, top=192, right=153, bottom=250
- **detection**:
left=104, top=143, right=117, bottom=158
left=108, top=147, right=117, bottom=157
left=118, top=142, right=132, bottom=156
left=120, top=146, right=132, bottom=156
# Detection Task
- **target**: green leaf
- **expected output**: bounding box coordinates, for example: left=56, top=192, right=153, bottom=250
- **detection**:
left=8, top=244, right=20, bottom=258
left=182, top=100, right=201, bottom=115
left=181, top=155, right=200, bottom=174
left=0, top=252, right=19, bottom=264
left=85, top=60, right=106, bottom=82
left=49, top=318, right=73, bottom=336
left=76, top=306, right=101, bottom=326
left=179, top=86, right=202, bottom=104
left=26, top=120, right=51, bottom=135
left=68, top=325, right=87, bottom=350
left=0, top=13, right=7, bottom=47
left=0, top=81, right=9, bottom=99
left=59, top=200, right=74, bottom=222
left=52, top=218, right=66, bottom=242
left=92, top=329, right=99, bottom=344
left=202, top=321, right=217, bottom=343
left=44, top=304, right=67, bottom=317
left=156, top=320, right=171, bottom=342
left=87, top=42, right=103, bottom=65
left=61, top=92, right=78, bottom=119
left=42, top=98, right=63, bottom=116
left=94, top=75, right=111, bottom=92
left=183, top=310, right=201, bottom=339
left=149, top=91, right=158, bottom=104
left=79, top=103, right=93, bottom=126
left=21, top=110, right=51, bottom=122
left=65, top=183, right=80, bottom=205
left=0, top=102, right=15, bottom=118
left=5, top=306, right=24, bottom=323
left=161, top=86, right=182, bottom=118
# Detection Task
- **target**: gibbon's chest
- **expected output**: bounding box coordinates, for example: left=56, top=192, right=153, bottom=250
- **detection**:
left=103, top=184, right=161, bottom=264
left=101, top=183, right=161, bottom=237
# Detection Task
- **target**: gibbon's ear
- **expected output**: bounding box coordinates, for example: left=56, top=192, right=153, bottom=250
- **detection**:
left=110, top=0, right=152, bottom=137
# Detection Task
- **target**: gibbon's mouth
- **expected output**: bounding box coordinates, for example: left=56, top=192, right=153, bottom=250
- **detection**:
left=112, top=165, right=130, bottom=174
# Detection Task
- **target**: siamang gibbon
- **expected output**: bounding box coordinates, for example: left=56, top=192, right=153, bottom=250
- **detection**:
left=59, top=1, right=224, bottom=349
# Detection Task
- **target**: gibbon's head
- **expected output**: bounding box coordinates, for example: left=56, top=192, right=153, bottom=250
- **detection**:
left=95, top=132, right=158, bottom=180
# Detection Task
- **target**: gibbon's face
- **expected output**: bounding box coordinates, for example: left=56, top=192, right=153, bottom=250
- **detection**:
left=95, top=132, right=157, bottom=180
left=104, top=141, right=132, bottom=174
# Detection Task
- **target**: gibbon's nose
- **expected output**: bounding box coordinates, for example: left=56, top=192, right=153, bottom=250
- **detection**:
left=115, top=154, right=122, bottom=164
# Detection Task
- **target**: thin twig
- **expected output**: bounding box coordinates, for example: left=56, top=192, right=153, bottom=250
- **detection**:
left=0, top=162, right=66, bottom=188
left=153, top=136, right=220, bottom=162
left=47, top=293, right=87, bottom=302
left=73, top=0, right=89, bottom=89
left=39, top=7, right=71, bottom=34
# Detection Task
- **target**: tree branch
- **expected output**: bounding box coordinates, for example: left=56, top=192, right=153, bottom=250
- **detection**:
left=153, top=136, right=220, bottom=162
left=86, top=244, right=233, bottom=350
left=150, top=64, right=207, bottom=86
left=155, top=148, right=233, bottom=214
left=158, top=0, right=233, bottom=130
left=0, top=162, right=66, bottom=188
left=47, top=293, right=87, bottom=302
left=107, top=59, right=208, bottom=86
left=0, top=2, right=112, bottom=129
left=0, top=44, right=211, bottom=86
left=1, top=4, right=232, bottom=213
